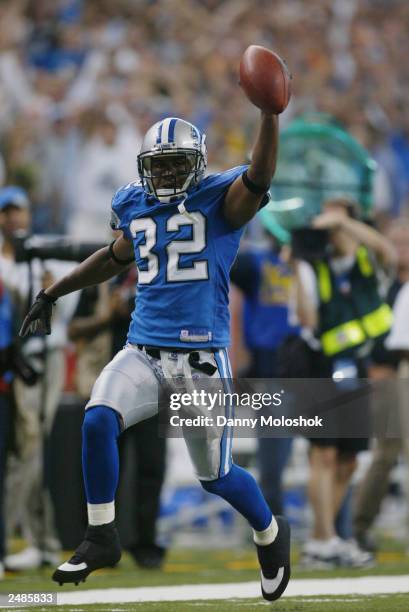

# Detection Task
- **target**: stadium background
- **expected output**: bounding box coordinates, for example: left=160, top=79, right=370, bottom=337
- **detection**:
left=1, top=0, right=409, bottom=610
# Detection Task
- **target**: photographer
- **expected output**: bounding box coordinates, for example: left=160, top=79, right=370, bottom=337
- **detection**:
left=0, top=186, right=79, bottom=570
left=294, top=197, right=396, bottom=568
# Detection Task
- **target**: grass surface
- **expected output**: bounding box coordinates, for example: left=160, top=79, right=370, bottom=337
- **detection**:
left=2, top=542, right=409, bottom=610
left=3, top=545, right=409, bottom=592
left=3, top=595, right=409, bottom=612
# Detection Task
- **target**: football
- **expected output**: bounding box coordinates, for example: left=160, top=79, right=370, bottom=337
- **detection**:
left=239, top=45, right=291, bottom=114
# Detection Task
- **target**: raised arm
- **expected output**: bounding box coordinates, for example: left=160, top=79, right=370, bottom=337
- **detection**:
left=19, top=236, right=135, bottom=337
left=340, top=217, right=396, bottom=268
left=223, top=113, right=278, bottom=229
left=313, top=211, right=397, bottom=268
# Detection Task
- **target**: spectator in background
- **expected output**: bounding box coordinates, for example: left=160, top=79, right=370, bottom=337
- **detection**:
left=68, top=283, right=113, bottom=400
left=0, top=186, right=79, bottom=571
left=0, top=276, right=14, bottom=581
left=231, top=234, right=299, bottom=515
left=354, top=219, right=409, bottom=551
left=0, top=0, right=408, bottom=230
left=37, top=105, right=81, bottom=234
left=295, top=197, right=396, bottom=568
left=66, top=108, right=141, bottom=241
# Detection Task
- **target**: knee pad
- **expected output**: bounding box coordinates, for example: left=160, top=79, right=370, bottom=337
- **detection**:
left=82, top=406, right=121, bottom=441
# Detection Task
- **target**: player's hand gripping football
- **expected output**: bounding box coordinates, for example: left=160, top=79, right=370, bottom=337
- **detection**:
left=19, top=290, right=57, bottom=337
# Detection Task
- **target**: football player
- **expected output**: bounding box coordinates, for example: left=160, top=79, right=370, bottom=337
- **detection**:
left=20, top=113, right=290, bottom=601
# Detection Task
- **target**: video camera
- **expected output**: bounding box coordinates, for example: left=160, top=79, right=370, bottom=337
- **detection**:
left=12, top=232, right=106, bottom=263
left=290, top=228, right=330, bottom=262
left=2, top=234, right=107, bottom=385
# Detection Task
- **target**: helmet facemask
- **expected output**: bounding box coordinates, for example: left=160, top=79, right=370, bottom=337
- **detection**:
left=138, top=149, right=205, bottom=203
left=137, top=118, right=207, bottom=203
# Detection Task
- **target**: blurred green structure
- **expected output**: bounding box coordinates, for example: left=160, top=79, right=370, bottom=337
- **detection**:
left=259, top=113, right=377, bottom=242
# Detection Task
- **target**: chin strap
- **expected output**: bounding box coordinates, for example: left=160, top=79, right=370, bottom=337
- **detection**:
left=177, top=198, right=197, bottom=223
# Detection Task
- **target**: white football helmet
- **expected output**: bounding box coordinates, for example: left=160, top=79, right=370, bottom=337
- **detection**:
left=137, top=117, right=207, bottom=203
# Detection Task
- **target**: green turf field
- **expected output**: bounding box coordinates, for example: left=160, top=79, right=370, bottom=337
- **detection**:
left=2, top=595, right=409, bottom=612
left=3, top=543, right=409, bottom=592
left=2, top=542, right=409, bottom=610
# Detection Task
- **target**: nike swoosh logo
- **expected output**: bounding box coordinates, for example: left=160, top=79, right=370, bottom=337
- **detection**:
left=58, top=561, right=88, bottom=572
left=261, top=567, right=285, bottom=593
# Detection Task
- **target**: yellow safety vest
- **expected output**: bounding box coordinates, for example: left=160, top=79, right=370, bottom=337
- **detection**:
left=316, top=247, right=393, bottom=357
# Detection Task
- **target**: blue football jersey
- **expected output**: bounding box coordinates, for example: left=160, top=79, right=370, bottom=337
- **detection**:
left=111, top=165, right=248, bottom=348
left=241, top=251, right=300, bottom=350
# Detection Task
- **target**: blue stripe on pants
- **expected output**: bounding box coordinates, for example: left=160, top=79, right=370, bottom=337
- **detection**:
left=214, top=349, right=234, bottom=478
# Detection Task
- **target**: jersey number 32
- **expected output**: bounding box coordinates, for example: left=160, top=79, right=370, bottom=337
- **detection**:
left=130, top=212, right=208, bottom=284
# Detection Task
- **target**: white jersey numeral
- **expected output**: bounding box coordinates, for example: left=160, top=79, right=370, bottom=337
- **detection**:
left=130, top=218, right=159, bottom=284
left=130, top=212, right=208, bottom=284
left=166, top=212, right=208, bottom=282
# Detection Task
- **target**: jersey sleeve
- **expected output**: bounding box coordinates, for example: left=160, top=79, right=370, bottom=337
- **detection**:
left=110, top=183, right=140, bottom=241
left=204, top=164, right=270, bottom=210
left=204, top=165, right=248, bottom=196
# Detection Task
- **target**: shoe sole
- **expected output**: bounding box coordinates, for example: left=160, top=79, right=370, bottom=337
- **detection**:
left=52, top=560, right=121, bottom=586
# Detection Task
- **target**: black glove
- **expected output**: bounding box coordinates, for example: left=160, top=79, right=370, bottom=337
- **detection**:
left=19, top=290, right=57, bottom=337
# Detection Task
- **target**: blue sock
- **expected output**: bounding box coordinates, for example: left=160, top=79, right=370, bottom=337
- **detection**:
left=200, top=464, right=272, bottom=531
left=82, top=406, right=121, bottom=504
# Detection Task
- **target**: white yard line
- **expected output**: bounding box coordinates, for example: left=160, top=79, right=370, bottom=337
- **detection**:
left=51, top=575, right=409, bottom=606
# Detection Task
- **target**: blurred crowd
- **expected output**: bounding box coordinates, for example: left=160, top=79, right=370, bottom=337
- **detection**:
left=1, top=0, right=409, bottom=580
left=0, top=0, right=409, bottom=237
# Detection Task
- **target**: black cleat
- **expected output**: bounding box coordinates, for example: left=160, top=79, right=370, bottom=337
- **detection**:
left=256, top=515, right=291, bottom=601
left=52, top=521, right=121, bottom=586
